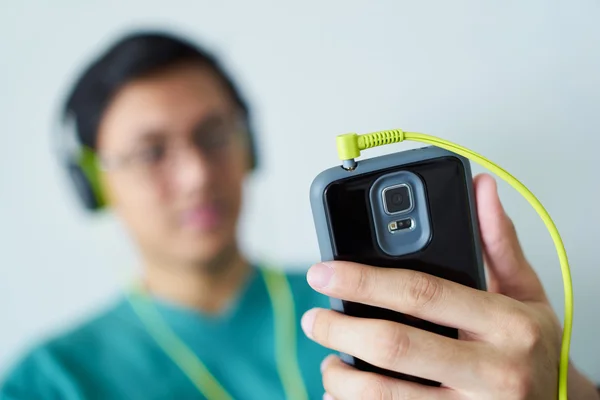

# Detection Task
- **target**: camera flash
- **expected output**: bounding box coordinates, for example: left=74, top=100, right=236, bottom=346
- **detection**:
left=389, top=218, right=413, bottom=233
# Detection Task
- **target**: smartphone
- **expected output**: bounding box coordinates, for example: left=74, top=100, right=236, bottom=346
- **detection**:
left=309, top=145, right=487, bottom=386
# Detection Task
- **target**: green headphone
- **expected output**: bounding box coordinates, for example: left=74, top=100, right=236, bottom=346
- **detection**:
left=54, top=112, right=106, bottom=211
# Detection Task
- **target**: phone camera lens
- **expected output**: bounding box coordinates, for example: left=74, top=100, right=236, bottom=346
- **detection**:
left=383, top=185, right=412, bottom=214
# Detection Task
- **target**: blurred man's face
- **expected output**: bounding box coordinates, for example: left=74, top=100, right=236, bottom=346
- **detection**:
left=96, top=62, right=250, bottom=268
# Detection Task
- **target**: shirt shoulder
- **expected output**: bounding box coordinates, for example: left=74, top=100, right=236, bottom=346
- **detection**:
left=0, top=297, right=142, bottom=399
left=0, top=343, right=73, bottom=400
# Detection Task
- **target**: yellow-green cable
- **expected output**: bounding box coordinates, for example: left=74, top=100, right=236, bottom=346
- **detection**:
left=336, top=129, right=572, bottom=400
left=262, top=268, right=310, bottom=400
left=127, top=269, right=309, bottom=400
left=128, top=285, right=234, bottom=400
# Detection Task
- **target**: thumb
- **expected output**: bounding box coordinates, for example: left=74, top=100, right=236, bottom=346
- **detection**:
left=474, top=173, right=547, bottom=303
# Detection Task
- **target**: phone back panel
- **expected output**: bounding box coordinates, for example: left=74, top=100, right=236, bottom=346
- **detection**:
left=310, top=146, right=486, bottom=385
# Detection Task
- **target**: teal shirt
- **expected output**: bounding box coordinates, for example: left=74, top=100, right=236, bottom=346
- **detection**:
left=0, top=268, right=332, bottom=399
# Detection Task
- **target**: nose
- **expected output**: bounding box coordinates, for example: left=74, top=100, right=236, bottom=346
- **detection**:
left=172, top=145, right=212, bottom=195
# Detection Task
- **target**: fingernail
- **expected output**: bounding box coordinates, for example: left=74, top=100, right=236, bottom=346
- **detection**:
left=301, top=309, right=317, bottom=338
left=307, top=263, right=334, bottom=289
left=323, top=393, right=334, bottom=400
left=320, top=354, right=335, bottom=373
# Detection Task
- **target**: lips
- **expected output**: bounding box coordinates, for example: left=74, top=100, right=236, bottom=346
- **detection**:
left=180, top=203, right=224, bottom=232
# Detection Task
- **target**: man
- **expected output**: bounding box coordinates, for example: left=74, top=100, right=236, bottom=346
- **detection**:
left=1, top=31, right=331, bottom=399
left=1, top=30, right=598, bottom=399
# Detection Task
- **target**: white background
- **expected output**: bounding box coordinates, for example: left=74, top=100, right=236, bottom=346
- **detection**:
left=1, top=0, right=599, bottom=382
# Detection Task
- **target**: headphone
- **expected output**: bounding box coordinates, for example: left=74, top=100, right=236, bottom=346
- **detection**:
left=55, top=108, right=258, bottom=213
left=54, top=111, right=107, bottom=211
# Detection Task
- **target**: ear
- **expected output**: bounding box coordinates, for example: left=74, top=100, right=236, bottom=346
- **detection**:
left=242, top=115, right=258, bottom=172
left=241, top=127, right=257, bottom=173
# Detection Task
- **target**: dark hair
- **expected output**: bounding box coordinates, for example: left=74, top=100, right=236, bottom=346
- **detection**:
left=63, top=30, right=257, bottom=168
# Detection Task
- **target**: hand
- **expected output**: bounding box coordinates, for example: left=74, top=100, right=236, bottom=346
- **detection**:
left=302, top=174, right=596, bottom=399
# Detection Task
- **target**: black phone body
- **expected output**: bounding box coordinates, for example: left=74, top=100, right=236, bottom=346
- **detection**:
left=310, top=146, right=487, bottom=385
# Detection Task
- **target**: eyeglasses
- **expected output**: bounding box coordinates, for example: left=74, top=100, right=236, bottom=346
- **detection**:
left=98, top=115, right=248, bottom=179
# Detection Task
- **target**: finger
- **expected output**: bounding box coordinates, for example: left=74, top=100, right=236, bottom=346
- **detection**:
left=473, top=174, right=546, bottom=302
left=307, top=261, right=505, bottom=336
left=302, top=308, right=479, bottom=388
left=321, top=354, right=456, bottom=400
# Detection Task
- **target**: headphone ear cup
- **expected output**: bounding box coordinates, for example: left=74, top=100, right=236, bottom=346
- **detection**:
left=67, top=162, right=101, bottom=211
